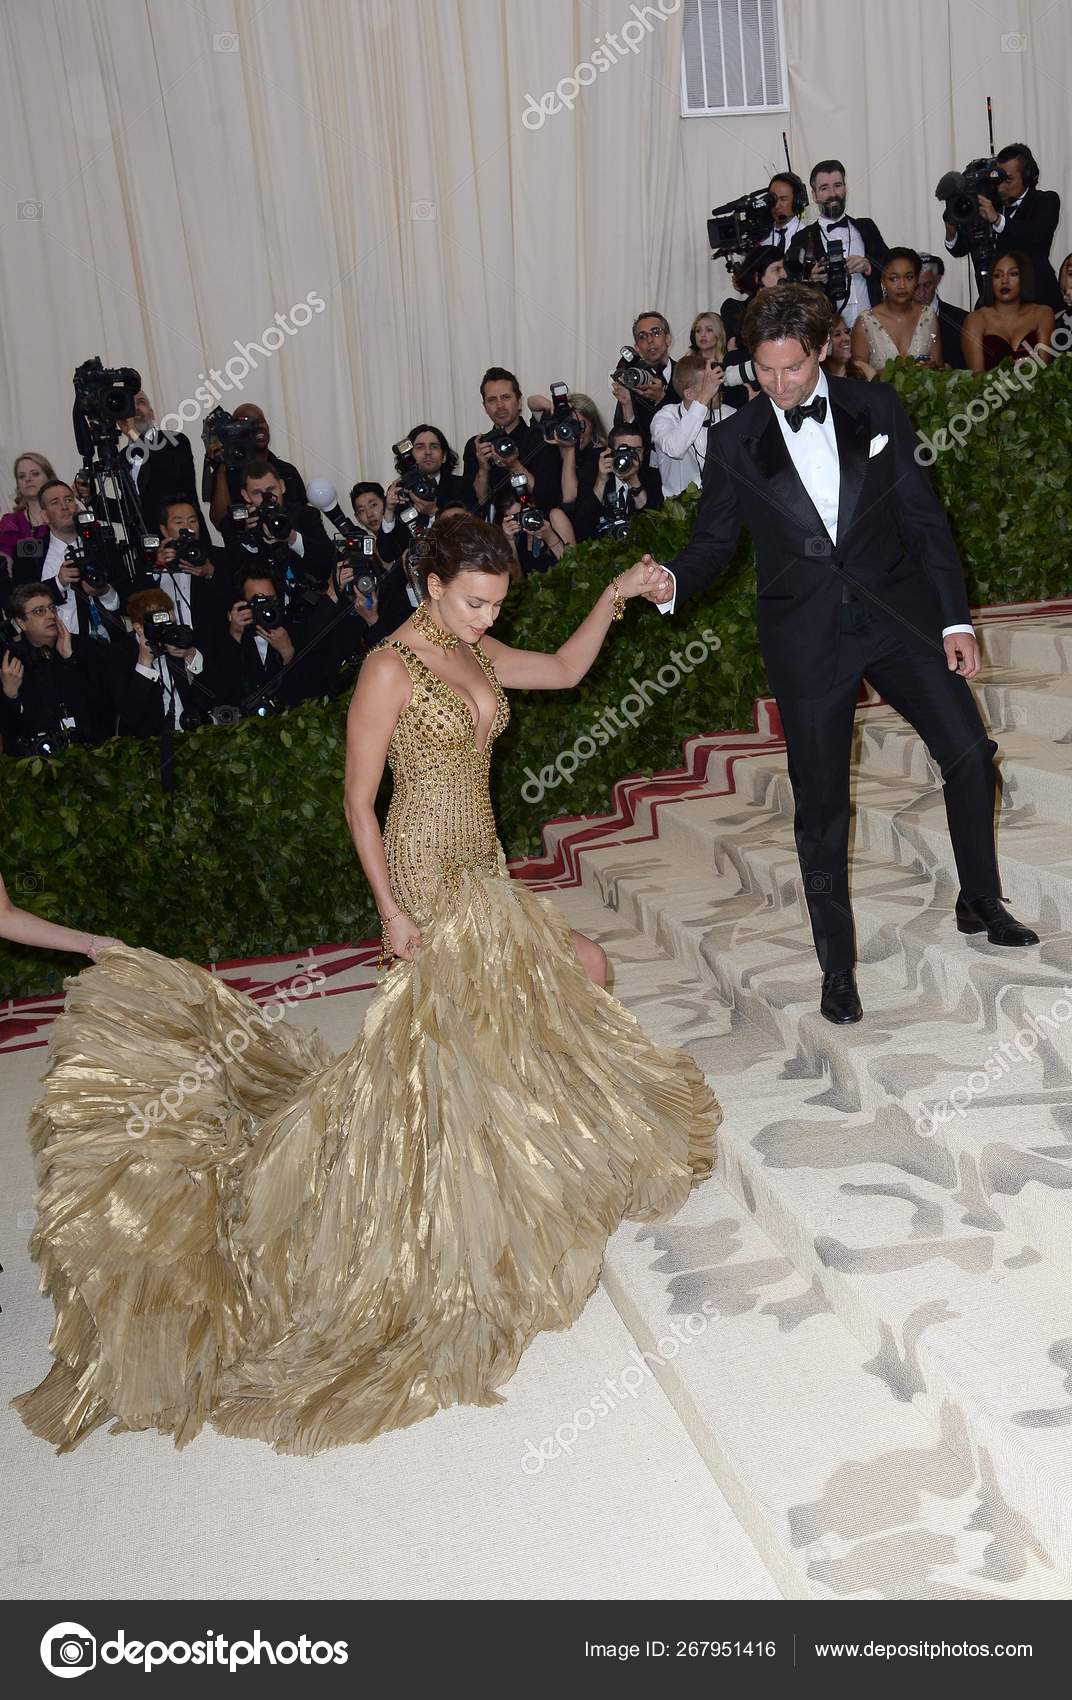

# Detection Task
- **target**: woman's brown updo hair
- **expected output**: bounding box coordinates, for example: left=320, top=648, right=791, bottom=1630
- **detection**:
left=414, top=513, right=515, bottom=594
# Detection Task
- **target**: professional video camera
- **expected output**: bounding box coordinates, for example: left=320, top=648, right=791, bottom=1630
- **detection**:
left=935, top=156, right=1008, bottom=296
left=707, top=189, right=775, bottom=262
left=73, top=357, right=141, bottom=429
left=507, top=471, right=546, bottom=534
left=611, top=347, right=661, bottom=392
left=542, top=383, right=583, bottom=443
left=141, top=606, right=196, bottom=655
left=203, top=405, right=261, bottom=470
left=392, top=438, right=438, bottom=502
left=784, top=239, right=850, bottom=312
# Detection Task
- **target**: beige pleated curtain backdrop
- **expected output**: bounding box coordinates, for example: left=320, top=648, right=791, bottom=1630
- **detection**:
left=0, top=0, right=1068, bottom=512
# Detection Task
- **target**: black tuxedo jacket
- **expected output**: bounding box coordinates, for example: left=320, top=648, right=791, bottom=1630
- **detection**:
left=125, top=430, right=205, bottom=534
left=110, top=632, right=221, bottom=736
left=664, top=376, right=972, bottom=698
left=948, top=186, right=1063, bottom=311
left=787, top=217, right=890, bottom=308
left=933, top=297, right=968, bottom=369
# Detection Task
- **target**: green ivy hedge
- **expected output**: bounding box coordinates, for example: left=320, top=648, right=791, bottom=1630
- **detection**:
left=3, top=356, right=1070, bottom=998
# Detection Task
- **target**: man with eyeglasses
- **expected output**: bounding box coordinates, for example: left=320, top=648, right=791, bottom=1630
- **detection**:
left=0, top=581, right=113, bottom=755
left=611, top=310, right=681, bottom=450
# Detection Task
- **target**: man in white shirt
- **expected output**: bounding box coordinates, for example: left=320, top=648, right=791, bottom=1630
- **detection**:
left=36, top=482, right=122, bottom=641
left=633, top=282, right=1038, bottom=1023
left=117, top=587, right=208, bottom=735
left=786, top=159, right=889, bottom=330
left=651, top=352, right=736, bottom=497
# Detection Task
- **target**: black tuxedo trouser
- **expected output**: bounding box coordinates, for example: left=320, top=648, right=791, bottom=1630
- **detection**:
left=776, top=601, right=1001, bottom=971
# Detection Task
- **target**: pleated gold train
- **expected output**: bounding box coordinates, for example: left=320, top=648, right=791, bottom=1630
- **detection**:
left=12, top=636, right=720, bottom=1456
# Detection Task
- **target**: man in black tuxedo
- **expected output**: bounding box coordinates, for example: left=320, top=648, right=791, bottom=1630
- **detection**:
left=916, top=255, right=967, bottom=369
left=611, top=310, right=680, bottom=450
left=132, top=495, right=233, bottom=672
left=787, top=159, right=889, bottom=330
left=220, top=461, right=334, bottom=591
left=944, top=144, right=1063, bottom=312
left=116, top=391, right=207, bottom=538
left=634, top=283, right=1038, bottom=1023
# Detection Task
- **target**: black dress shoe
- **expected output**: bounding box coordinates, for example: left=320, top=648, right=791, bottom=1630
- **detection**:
left=955, top=895, right=1040, bottom=946
left=820, top=969, right=863, bottom=1024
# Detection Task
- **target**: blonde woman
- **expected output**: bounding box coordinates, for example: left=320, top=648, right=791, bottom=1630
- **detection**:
left=0, top=452, right=57, bottom=574
left=689, top=311, right=727, bottom=365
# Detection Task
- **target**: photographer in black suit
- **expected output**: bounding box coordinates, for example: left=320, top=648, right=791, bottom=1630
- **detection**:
left=944, top=144, right=1063, bottom=312
left=786, top=159, right=889, bottom=329
left=219, top=564, right=318, bottom=712
left=221, top=461, right=334, bottom=591
left=634, top=283, right=1038, bottom=1022
left=461, top=368, right=563, bottom=516
left=113, top=586, right=221, bottom=736
left=134, top=494, right=232, bottom=671
left=116, top=390, right=206, bottom=538
left=0, top=582, right=114, bottom=755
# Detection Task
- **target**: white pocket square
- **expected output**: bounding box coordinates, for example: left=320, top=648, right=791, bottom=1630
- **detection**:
left=869, top=433, right=889, bottom=457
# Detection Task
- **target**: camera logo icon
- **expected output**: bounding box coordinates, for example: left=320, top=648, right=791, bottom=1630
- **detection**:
left=805, top=871, right=832, bottom=894
left=804, top=534, right=831, bottom=559
left=40, top=1622, right=96, bottom=1677
left=410, top=200, right=437, bottom=221
left=17, top=199, right=43, bottom=220
left=1001, top=32, right=1026, bottom=53
left=213, top=31, right=239, bottom=52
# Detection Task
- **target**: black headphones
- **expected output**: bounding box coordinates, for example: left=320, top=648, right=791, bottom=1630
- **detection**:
left=769, top=171, right=808, bottom=215
left=1001, top=144, right=1039, bottom=188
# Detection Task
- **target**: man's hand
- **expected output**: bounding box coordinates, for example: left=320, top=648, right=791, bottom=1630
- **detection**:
left=632, top=553, right=675, bottom=605
left=410, top=492, right=437, bottom=518
left=944, top=631, right=980, bottom=678
left=262, top=624, right=295, bottom=663
left=83, top=577, right=111, bottom=600
left=384, top=479, right=403, bottom=513
left=1, top=650, right=23, bottom=699
left=165, top=644, right=198, bottom=663
left=635, top=375, right=666, bottom=404
left=55, top=621, right=73, bottom=660
left=977, top=193, right=1001, bottom=225
left=155, top=541, right=179, bottom=573
left=57, top=559, right=82, bottom=588
left=845, top=253, right=869, bottom=275
left=473, top=438, right=496, bottom=468
left=228, top=600, right=254, bottom=642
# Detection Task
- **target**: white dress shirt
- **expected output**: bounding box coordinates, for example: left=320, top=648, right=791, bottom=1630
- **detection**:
left=650, top=398, right=736, bottom=495
left=656, top=368, right=973, bottom=637
left=42, top=531, right=121, bottom=635
left=769, top=213, right=804, bottom=253
left=134, top=647, right=204, bottom=731
left=816, top=214, right=870, bottom=329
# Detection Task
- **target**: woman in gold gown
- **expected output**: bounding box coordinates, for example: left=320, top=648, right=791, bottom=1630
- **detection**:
left=11, top=515, right=720, bottom=1456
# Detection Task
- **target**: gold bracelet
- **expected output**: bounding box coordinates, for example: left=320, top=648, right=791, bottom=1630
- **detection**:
left=610, top=577, right=626, bottom=622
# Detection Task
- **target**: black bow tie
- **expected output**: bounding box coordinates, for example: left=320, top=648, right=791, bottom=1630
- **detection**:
left=785, top=395, right=828, bottom=432
left=823, top=217, right=849, bottom=231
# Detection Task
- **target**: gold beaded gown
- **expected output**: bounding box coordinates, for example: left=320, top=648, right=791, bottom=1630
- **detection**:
left=13, top=636, right=720, bottom=1456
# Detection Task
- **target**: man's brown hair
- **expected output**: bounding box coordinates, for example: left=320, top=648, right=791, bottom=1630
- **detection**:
left=739, top=283, right=834, bottom=358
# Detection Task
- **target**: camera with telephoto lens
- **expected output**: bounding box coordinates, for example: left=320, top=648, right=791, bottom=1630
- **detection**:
left=246, top=593, right=284, bottom=631
left=542, top=382, right=583, bottom=444
left=203, top=405, right=260, bottom=470
left=612, top=346, right=661, bottom=392
left=164, top=527, right=208, bottom=570
left=392, top=439, right=438, bottom=502
left=785, top=239, right=849, bottom=311
left=611, top=444, right=640, bottom=476
left=332, top=533, right=380, bottom=600
left=142, top=606, right=196, bottom=654
left=73, top=356, right=141, bottom=423
left=507, top=471, right=546, bottom=534
left=707, top=189, right=775, bottom=261
left=598, top=484, right=633, bottom=541
left=482, top=428, right=517, bottom=461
